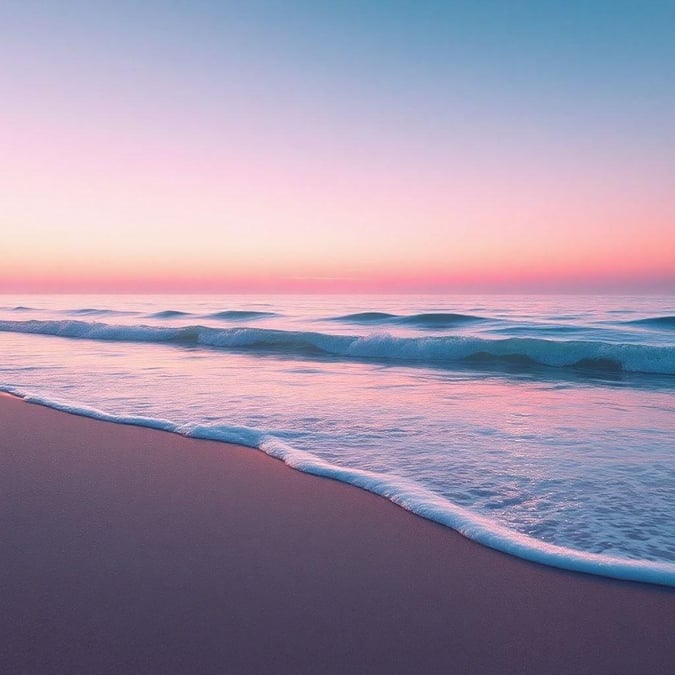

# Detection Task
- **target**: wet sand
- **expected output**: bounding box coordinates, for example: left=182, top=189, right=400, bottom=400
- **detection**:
left=1, top=392, right=673, bottom=674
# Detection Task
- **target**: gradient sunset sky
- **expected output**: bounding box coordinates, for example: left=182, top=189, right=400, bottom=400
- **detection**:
left=2, top=0, right=674, bottom=293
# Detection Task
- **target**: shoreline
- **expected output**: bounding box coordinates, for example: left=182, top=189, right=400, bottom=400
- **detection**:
left=2, top=392, right=674, bottom=673
left=6, top=389, right=674, bottom=588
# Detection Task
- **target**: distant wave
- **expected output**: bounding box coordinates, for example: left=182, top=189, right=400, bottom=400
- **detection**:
left=489, top=325, right=589, bottom=336
left=67, top=308, right=139, bottom=317
left=5, top=306, right=134, bottom=316
left=148, top=309, right=276, bottom=321
left=4, top=387, right=675, bottom=588
left=330, top=311, right=398, bottom=323
left=329, top=311, right=485, bottom=329
left=49, top=308, right=278, bottom=321
left=148, top=310, right=193, bottom=319
left=149, top=309, right=277, bottom=320
left=624, top=316, right=675, bottom=329
left=1, top=319, right=673, bottom=375
left=203, top=310, right=278, bottom=320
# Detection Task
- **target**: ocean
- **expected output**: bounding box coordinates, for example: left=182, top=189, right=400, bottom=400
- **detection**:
left=1, top=294, right=673, bottom=586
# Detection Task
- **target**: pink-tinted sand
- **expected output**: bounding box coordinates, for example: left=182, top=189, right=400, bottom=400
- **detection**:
left=1, top=392, right=673, bottom=674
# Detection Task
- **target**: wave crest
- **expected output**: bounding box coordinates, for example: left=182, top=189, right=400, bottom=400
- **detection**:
left=329, top=311, right=485, bottom=328
left=204, top=310, right=278, bottom=320
left=0, top=319, right=673, bottom=375
left=625, top=316, right=675, bottom=329
left=148, top=310, right=193, bottom=319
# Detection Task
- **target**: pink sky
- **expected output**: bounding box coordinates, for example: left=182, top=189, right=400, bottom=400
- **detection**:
left=3, top=118, right=672, bottom=293
left=2, top=2, right=674, bottom=293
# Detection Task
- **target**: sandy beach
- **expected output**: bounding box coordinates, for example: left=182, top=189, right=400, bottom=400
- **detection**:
left=1, top=392, right=673, bottom=674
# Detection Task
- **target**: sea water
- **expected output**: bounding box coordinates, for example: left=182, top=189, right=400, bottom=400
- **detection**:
left=1, top=294, right=673, bottom=585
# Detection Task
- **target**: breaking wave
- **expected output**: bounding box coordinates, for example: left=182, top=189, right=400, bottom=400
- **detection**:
left=0, top=319, right=673, bottom=375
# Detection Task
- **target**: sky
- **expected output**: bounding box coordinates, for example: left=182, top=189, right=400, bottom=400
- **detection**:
left=1, top=0, right=674, bottom=293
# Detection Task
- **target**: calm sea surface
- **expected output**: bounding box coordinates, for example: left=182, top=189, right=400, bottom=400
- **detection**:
left=1, top=294, right=674, bottom=585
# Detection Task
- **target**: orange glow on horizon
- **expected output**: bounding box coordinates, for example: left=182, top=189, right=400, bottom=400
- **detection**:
left=3, top=251, right=673, bottom=294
